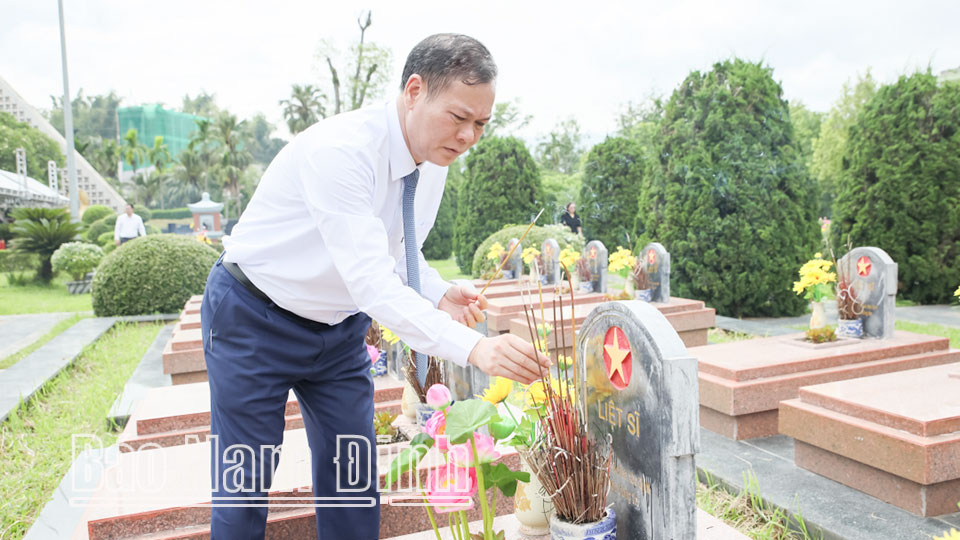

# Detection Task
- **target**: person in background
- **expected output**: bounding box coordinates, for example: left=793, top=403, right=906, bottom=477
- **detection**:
left=114, top=203, right=146, bottom=245
left=561, top=201, right=582, bottom=236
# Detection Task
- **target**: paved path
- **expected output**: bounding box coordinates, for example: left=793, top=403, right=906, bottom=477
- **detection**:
left=896, top=304, right=960, bottom=327
left=0, top=312, right=77, bottom=360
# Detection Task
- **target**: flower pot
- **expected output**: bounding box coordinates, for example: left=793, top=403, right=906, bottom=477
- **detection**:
left=635, top=288, right=652, bottom=302
left=415, top=403, right=436, bottom=428
left=809, top=301, right=827, bottom=329
left=623, top=280, right=636, bottom=298
left=514, top=455, right=554, bottom=536
left=65, top=279, right=92, bottom=295
left=569, top=274, right=580, bottom=292
left=401, top=382, right=420, bottom=419
left=372, top=351, right=388, bottom=377
left=549, top=507, right=616, bottom=540
left=837, top=318, right=863, bottom=338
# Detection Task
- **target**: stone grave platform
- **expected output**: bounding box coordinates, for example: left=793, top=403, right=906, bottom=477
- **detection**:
left=118, top=377, right=404, bottom=451
left=162, top=325, right=206, bottom=385
left=72, top=428, right=519, bottom=540
left=484, top=289, right=606, bottom=333
left=507, top=296, right=716, bottom=351
left=779, top=362, right=960, bottom=516
left=468, top=278, right=559, bottom=299
left=696, top=331, right=960, bottom=440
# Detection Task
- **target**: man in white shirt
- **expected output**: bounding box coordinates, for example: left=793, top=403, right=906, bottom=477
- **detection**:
left=113, top=204, right=146, bottom=245
left=202, top=34, right=550, bottom=539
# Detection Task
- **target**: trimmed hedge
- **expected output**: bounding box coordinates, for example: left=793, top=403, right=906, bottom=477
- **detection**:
left=85, top=214, right=117, bottom=242
left=81, top=205, right=113, bottom=225
left=92, top=235, right=219, bottom=316
left=471, top=224, right=584, bottom=278
left=638, top=58, right=820, bottom=317
left=832, top=72, right=960, bottom=303
left=579, top=137, right=646, bottom=249
left=133, top=204, right=152, bottom=222
left=454, top=136, right=542, bottom=275
left=150, top=207, right=193, bottom=220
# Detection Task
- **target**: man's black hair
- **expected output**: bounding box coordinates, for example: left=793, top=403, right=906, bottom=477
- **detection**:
left=400, top=34, right=497, bottom=96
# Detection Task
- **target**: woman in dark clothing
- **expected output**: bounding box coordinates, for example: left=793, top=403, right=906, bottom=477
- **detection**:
left=560, top=201, right=582, bottom=236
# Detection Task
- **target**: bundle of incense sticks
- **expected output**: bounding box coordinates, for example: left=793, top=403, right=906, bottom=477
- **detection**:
left=403, top=352, right=444, bottom=402
left=518, top=262, right=611, bottom=524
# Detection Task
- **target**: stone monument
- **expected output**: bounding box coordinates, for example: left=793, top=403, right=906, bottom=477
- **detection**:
left=503, top=238, right=522, bottom=280
left=837, top=246, right=897, bottom=339
left=583, top=240, right=608, bottom=293
left=541, top=238, right=561, bottom=285
left=641, top=242, right=670, bottom=303
left=578, top=301, right=699, bottom=539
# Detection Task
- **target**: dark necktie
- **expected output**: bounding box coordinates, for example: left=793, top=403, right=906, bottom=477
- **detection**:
left=402, top=169, right=428, bottom=388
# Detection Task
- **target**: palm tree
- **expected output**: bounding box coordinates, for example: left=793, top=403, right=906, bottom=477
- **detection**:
left=214, top=112, right=253, bottom=219
left=121, top=129, right=147, bottom=183
left=10, top=207, right=82, bottom=283
left=133, top=170, right=164, bottom=208
left=167, top=147, right=205, bottom=206
left=279, top=84, right=325, bottom=134
left=148, top=136, right=172, bottom=174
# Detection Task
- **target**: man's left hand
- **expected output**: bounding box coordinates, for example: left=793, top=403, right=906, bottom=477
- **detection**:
left=438, top=284, right=487, bottom=329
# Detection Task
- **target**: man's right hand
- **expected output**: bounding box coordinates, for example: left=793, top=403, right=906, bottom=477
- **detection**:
left=114, top=239, right=120, bottom=246
left=467, top=335, right=552, bottom=384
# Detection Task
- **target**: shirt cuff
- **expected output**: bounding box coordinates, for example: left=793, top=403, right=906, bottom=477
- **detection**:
left=421, top=276, right=452, bottom=308
left=432, top=321, right=484, bottom=367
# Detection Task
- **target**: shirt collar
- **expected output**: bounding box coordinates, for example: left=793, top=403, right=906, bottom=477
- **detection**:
left=386, top=100, right=418, bottom=181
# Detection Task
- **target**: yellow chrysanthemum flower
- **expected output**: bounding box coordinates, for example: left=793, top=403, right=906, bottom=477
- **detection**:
left=522, top=247, right=541, bottom=265
left=486, top=242, right=505, bottom=261
left=380, top=327, right=400, bottom=345
left=524, top=381, right=548, bottom=407
left=559, top=246, right=580, bottom=269
left=477, top=376, right=513, bottom=404
left=954, top=285, right=960, bottom=298
left=608, top=246, right=636, bottom=274
left=934, top=529, right=960, bottom=540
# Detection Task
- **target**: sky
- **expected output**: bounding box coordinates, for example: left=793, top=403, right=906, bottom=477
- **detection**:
left=3, top=0, right=959, bottom=144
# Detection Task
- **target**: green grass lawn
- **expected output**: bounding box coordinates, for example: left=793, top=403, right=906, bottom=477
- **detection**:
left=427, top=257, right=472, bottom=281
left=0, top=322, right=163, bottom=539
left=0, top=273, right=93, bottom=315
left=895, top=320, right=960, bottom=348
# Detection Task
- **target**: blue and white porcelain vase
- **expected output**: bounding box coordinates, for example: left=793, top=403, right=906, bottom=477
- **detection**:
left=372, top=351, right=388, bottom=376
left=837, top=318, right=863, bottom=338
left=549, top=507, right=616, bottom=540
left=635, top=288, right=653, bottom=302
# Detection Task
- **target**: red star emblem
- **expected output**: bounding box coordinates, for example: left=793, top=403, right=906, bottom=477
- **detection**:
left=603, top=326, right=632, bottom=390
left=589, top=246, right=597, bottom=259
left=647, top=249, right=656, bottom=265
left=857, top=256, right=871, bottom=277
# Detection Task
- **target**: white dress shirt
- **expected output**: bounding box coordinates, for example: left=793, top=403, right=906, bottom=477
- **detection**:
left=223, top=100, right=483, bottom=366
left=114, top=213, right=146, bottom=240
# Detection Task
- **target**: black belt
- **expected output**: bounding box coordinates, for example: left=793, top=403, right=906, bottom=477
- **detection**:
left=222, top=259, right=273, bottom=304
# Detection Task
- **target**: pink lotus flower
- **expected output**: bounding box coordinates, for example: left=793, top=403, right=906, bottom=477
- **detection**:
left=425, top=462, right=476, bottom=513
left=449, top=432, right=500, bottom=467
left=426, top=384, right=452, bottom=409
left=424, top=410, right=449, bottom=453
left=366, top=344, right=380, bottom=364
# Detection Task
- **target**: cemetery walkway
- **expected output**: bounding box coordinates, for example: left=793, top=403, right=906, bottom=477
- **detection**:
left=0, top=312, right=78, bottom=361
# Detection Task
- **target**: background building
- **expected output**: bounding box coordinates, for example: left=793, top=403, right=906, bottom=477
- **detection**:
left=117, top=104, right=204, bottom=181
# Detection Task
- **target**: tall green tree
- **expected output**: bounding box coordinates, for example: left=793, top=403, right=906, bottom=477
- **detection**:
left=535, top=118, right=584, bottom=175
left=47, top=90, right=121, bottom=140
left=314, top=11, right=392, bottom=116
left=422, top=178, right=458, bottom=260
left=579, top=137, right=645, bottom=250
left=181, top=92, right=221, bottom=117
left=810, top=71, right=877, bottom=217
left=280, top=84, right=326, bottom=134
left=832, top=72, right=960, bottom=304
left=147, top=136, right=172, bottom=174
left=245, top=113, right=286, bottom=164
left=788, top=101, right=823, bottom=168
left=0, top=112, right=64, bottom=181
left=120, top=128, right=147, bottom=181
left=167, top=147, right=206, bottom=206
left=639, top=58, right=820, bottom=317
left=214, top=113, right=253, bottom=219
left=482, top=100, right=532, bottom=139
left=10, top=207, right=82, bottom=282
left=454, top=136, right=541, bottom=275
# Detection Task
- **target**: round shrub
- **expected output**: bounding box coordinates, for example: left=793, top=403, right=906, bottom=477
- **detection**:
left=579, top=136, right=645, bottom=249
left=639, top=58, right=820, bottom=317
left=97, top=231, right=114, bottom=247
left=81, top=205, right=113, bottom=225
left=51, top=241, right=104, bottom=281
left=471, top=224, right=584, bottom=277
left=454, top=136, right=542, bottom=275
left=832, top=72, right=960, bottom=303
left=133, top=204, right=152, bottom=222
left=92, top=235, right=219, bottom=316
left=145, top=224, right=160, bottom=235
left=85, top=214, right=117, bottom=242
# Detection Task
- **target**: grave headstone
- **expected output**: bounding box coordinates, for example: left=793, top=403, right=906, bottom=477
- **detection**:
left=541, top=238, right=561, bottom=285
left=503, top=238, right=522, bottom=280
left=579, top=301, right=699, bottom=540
left=837, top=246, right=897, bottom=339
left=641, top=242, right=670, bottom=303
left=584, top=240, right=608, bottom=293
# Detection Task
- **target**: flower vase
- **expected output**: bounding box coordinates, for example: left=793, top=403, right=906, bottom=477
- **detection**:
left=570, top=274, right=580, bottom=293
left=400, top=382, right=420, bottom=419
left=549, top=507, right=617, bottom=540
left=513, top=456, right=553, bottom=536
left=623, top=279, right=635, bottom=298
left=415, top=403, right=435, bottom=428
left=837, top=318, right=863, bottom=338
left=809, top=301, right=827, bottom=330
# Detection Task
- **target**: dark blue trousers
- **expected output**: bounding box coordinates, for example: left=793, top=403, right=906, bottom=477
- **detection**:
left=201, top=259, right=379, bottom=539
